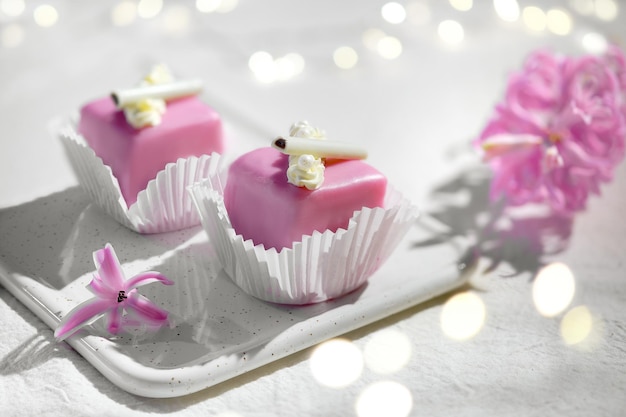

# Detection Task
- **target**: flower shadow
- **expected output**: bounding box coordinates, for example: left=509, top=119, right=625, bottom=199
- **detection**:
left=414, top=163, right=574, bottom=278
left=0, top=333, right=60, bottom=376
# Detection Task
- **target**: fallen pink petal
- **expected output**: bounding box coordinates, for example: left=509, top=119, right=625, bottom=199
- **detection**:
left=474, top=46, right=626, bottom=214
left=54, top=244, right=173, bottom=341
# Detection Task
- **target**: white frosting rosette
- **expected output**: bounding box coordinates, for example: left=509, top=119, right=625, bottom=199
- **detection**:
left=286, top=121, right=326, bottom=190
left=189, top=153, right=419, bottom=305
left=121, top=63, right=171, bottom=129
left=59, top=123, right=223, bottom=234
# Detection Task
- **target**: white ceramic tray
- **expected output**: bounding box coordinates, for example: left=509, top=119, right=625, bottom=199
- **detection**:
left=0, top=187, right=472, bottom=397
left=0, top=116, right=472, bottom=397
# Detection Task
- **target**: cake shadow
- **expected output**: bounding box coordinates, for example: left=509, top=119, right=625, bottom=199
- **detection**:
left=105, top=238, right=371, bottom=372
left=0, top=186, right=203, bottom=291
left=0, top=186, right=91, bottom=290
left=105, top=240, right=276, bottom=365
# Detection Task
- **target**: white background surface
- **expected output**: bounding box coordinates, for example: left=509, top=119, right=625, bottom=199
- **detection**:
left=1, top=1, right=626, bottom=416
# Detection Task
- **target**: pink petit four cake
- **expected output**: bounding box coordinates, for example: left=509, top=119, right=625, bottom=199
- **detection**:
left=78, top=95, right=223, bottom=206
left=60, top=65, right=225, bottom=233
left=190, top=121, right=418, bottom=305
left=224, top=147, right=386, bottom=250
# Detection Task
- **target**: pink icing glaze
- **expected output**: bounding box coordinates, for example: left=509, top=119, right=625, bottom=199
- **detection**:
left=78, top=96, right=223, bottom=206
left=224, top=147, right=387, bottom=251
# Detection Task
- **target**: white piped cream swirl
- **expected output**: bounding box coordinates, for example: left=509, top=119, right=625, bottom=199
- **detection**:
left=122, top=64, right=172, bottom=128
left=285, top=121, right=326, bottom=190
left=142, top=64, right=173, bottom=85
left=287, top=154, right=325, bottom=190
left=289, top=120, right=326, bottom=139
left=123, top=98, right=166, bottom=128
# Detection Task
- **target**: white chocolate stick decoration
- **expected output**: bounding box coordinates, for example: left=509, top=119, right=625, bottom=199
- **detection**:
left=111, top=79, right=204, bottom=108
left=272, top=136, right=368, bottom=160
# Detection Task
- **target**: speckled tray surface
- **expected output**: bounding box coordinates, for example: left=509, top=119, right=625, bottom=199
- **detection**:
left=0, top=166, right=471, bottom=398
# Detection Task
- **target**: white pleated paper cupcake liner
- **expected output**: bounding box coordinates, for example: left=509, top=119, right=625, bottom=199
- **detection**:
left=189, top=155, right=419, bottom=305
left=59, top=124, right=224, bottom=234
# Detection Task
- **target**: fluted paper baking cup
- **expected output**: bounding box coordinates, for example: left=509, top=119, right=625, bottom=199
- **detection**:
left=59, top=124, right=224, bottom=234
left=189, top=158, right=419, bottom=305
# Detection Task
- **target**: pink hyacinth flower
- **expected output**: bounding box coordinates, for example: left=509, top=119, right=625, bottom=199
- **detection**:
left=54, top=243, right=173, bottom=341
left=474, top=46, right=626, bottom=214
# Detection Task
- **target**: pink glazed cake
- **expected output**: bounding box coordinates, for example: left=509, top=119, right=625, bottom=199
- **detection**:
left=78, top=96, right=223, bottom=206
left=223, top=147, right=387, bottom=251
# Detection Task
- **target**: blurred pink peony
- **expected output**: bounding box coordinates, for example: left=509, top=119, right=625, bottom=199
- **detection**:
left=475, top=46, right=626, bottom=214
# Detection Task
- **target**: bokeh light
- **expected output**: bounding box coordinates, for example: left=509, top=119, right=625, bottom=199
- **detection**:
left=449, top=0, right=473, bottom=12
left=248, top=51, right=304, bottom=83
left=137, top=0, right=163, bottom=19
left=363, top=329, right=412, bottom=374
left=582, top=32, right=608, bottom=54
left=310, top=339, right=363, bottom=388
left=377, top=36, right=403, bottom=59
left=546, top=9, right=573, bottom=36
left=334, top=46, right=359, bottom=69
left=438, top=20, right=464, bottom=45
left=1, top=23, right=23, bottom=48
left=275, top=53, right=305, bottom=80
left=522, top=6, right=547, bottom=31
left=249, top=51, right=276, bottom=83
left=196, top=0, right=220, bottom=13
left=0, top=0, right=25, bottom=17
left=33, top=4, right=59, bottom=27
left=570, top=0, right=618, bottom=20
left=532, top=262, right=576, bottom=317
left=594, top=0, right=618, bottom=21
left=560, top=305, right=593, bottom=345
left=163, top=5, right=191, bottom=35
left=381, top=2, right=406, bottom=24
left=111, top=1, right=137, bottom=26
left=355, top=381, right=413, bottom=417
left=248, top=51, right=273, bottom=69
left=441, top=291, right=486, bottom=340
left=494, top=0, right=520, bottom=22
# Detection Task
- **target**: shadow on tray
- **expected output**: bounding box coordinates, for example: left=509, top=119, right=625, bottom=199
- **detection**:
left=0, top=186, right=203, bottom=290
left=413, top=163, right=574, bottom=279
